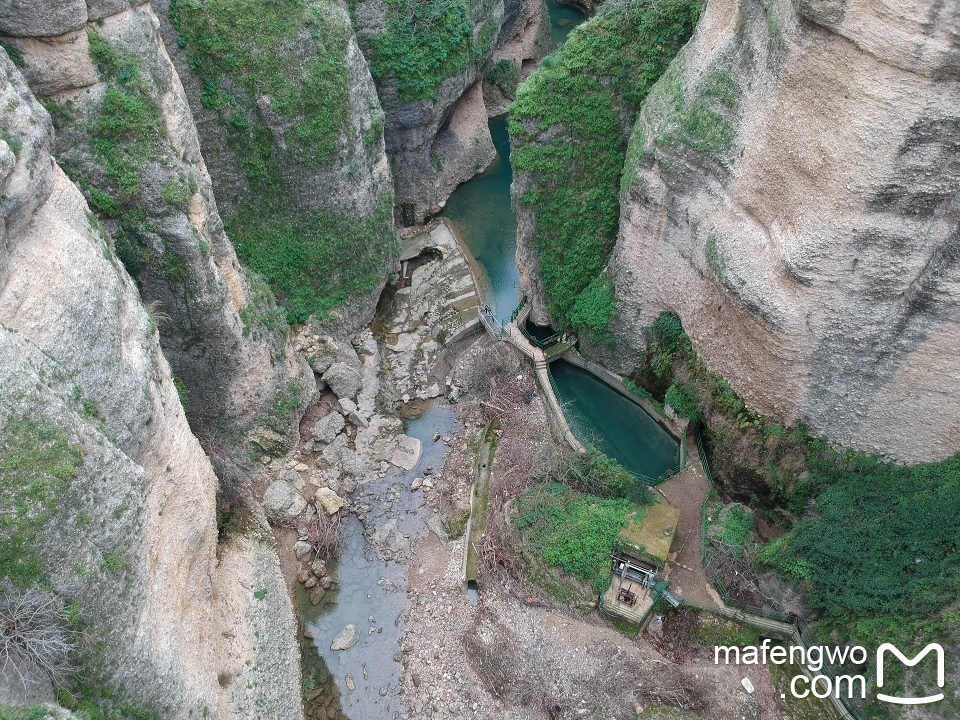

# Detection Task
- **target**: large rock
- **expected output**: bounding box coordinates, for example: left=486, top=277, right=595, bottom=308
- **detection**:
left=0, top=0, right=86, bottom=37
left=390, top=434, right=422, bottom=471
left=315, top=487, right=347, bottom=515
left=322, top=362, right=363, bottom=400
left=312, top=412, right=346, bottom=444
left=330, top=624, right=360, bottom=651
left=603, top=0, right=960, bottom=464
left=263, top=480, right=306, bottom=521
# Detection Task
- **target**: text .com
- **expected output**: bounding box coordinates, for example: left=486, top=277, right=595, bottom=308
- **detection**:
left=714, top=639, right=945, bottom=705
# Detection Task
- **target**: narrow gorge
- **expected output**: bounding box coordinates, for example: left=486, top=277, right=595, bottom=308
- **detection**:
left=1, top=0, right=958, bottom=719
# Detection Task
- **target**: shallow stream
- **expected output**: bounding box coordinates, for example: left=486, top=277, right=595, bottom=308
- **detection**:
left=299, top=406, right=459, bottom=719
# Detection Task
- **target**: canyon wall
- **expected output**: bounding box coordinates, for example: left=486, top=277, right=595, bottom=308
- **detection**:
left=352, top=0, right=548, bottom=222
left=0, top=49, right=301, bottom=716
left=610, top=0, right=960, bottom=462
left=0, top=0, right=311, bottom=457
left=153, top=0, right=398, bottom=338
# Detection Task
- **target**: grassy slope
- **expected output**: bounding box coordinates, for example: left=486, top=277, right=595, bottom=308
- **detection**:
left=364, top=0, right=497, bottom=102
left=509, top=0, right=702, bottom=338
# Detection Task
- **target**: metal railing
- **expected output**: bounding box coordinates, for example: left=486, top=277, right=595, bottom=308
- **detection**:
left=477, top=305, right=503, bottom=340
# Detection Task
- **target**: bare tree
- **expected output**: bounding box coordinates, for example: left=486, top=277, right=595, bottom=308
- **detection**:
left=282, top=504, right=345, bottom=561
left=0, top=588, right=74, bottom=691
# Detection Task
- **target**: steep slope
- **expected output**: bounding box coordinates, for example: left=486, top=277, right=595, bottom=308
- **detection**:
left=510, top=0, right=702, bottom=332
left=0, top=51, right=301, bottom=717
left=0, top=0, right=312, bottom=457
left=155, top=0, right=398, bottom=335
left=352, top=0, right=546, bottom=222
left=611, top=0, right=960, bottom=462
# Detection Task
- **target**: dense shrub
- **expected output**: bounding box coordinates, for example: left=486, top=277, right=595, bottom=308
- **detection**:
left=510, top=0, right=702, bottom=333
left=368, top=0, right=494, bottom=101
left=515, top=484, right=634, bottom=593
left=230, top=199, right=398, bottom=324
left=486, top=59, right=520, bottom=99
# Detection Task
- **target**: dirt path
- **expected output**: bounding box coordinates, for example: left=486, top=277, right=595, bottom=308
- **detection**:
left=659, top=442, right=722, bottom=609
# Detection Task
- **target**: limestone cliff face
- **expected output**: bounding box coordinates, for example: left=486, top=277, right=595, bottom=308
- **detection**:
left=0, top=0, right=311, bottom=454
left=353, top=0, right=545, bottom=222
left=611, top=0, right=960, bottom=462
left=0, top=52, right=302, bottom=717
left=154, top=0, right=398, bottom=337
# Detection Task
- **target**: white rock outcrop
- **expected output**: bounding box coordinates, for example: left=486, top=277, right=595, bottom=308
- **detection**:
left=608, top=0, right=960, bottom=463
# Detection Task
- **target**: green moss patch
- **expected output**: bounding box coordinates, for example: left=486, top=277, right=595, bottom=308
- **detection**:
left=0, top=410, right=84, bottom=587
left=171, top=0, right=351, bottom=170
left=229, top=197, right=398, bottom=324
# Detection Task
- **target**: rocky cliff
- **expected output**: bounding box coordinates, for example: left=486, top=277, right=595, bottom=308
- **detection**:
left=352, top=0, right=547, bottom=222
left=154, top=0, right=398, bottom=337
left=610, top=0, right=960, bottom=462
left=0, top=50, right=301, bottom=716
left=0, top=0, right=311, bottom=458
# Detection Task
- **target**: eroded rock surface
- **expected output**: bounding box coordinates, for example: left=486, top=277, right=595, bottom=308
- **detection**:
left=608, top=0, right=960, bottom=462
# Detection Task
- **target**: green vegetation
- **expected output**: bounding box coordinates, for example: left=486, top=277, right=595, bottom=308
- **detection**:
left=569, top=449, right=655, bottom=505
left=172, top=0, right=398, bottom=324
left=171, top=0, right=350, bottom=170
left=510, top=0, right=701, bottom=333
left=631, top=310, right=960, bottom=703
left=238, top=271, right=288, bottom=341
left=230, top=198, right=397, bottom=324
left=1, top=133, right=22, bottom=156
left=689, top=613, right=759, bottom=648
left=654, top=63, right=739, bottom=163
left=515, top=483, right=635, bottom=593
left=0, top=409, right=84, bottom=587
left=486, top=59, right=520, bottom=99
left=56, top=681, right=161, bottom=720
left=0, top=41, right=24, bottom=67
left=172, top=375, right=190, bottom=412
left=566, top=273, right=616, bottom=344
left=759, top=452, right=960, bottom=647
left=162, top=177, right=196, bottom=210
left=367, top=0, right=494, bottom=101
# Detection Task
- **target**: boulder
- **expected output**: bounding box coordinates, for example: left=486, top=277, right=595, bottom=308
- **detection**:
left=294, top=540, right=313, bottom=560
left=313, top=412, right=346, bottom=444
left=308, top=336, right=340, bottom=375
left=280, top=469, right=304, bottom=490
left=315, top=487, right=346, bottom=515
left=311, top=558, right=327, bottom=577
left=322, top=362, right=362, bottom=399
left=337, top=397, right=357, bottom=415
left=331, top=624, right=360, bottom=651
left=390, top=434, right=422, bottom=471
left=309, top=586, right=326, bottom=605
left=262, top=480, right=306, bottom=521
left=0, top=0, right=86, bottom=37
